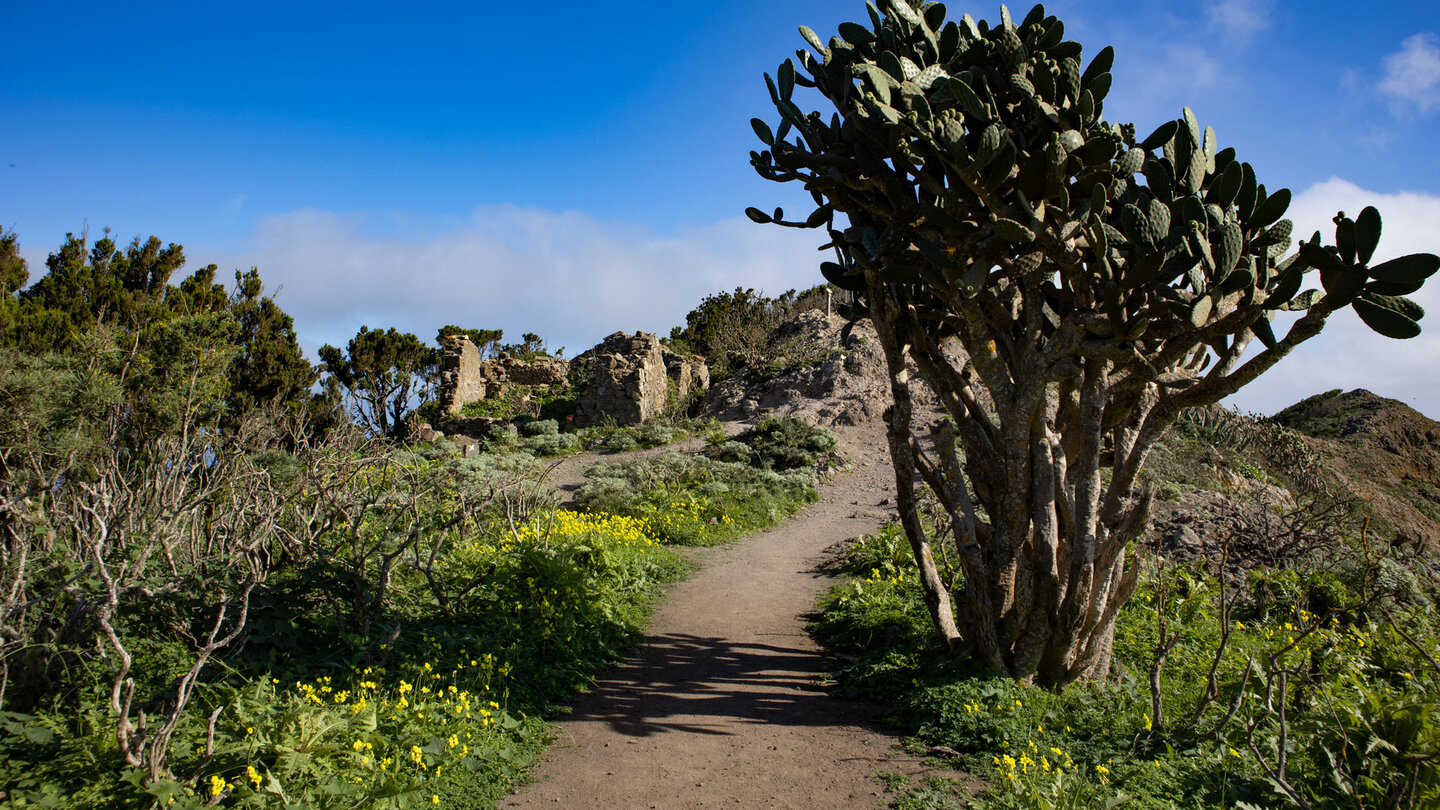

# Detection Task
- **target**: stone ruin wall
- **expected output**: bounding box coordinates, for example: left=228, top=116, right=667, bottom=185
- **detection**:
left=437, top=334, right=485, bottom=415
left=433, top=331, right=708, bottom=433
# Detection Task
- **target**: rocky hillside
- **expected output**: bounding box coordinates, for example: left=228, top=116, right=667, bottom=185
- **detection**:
left=1273, top=388, right=1440, bottom=543
left=700, top=309, right=963, bottom=427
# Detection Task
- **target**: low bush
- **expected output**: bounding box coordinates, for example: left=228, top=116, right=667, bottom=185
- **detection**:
left=707, top=415, right=839, bottom=472
left=520, top=418, right=559, bottom=437
left=813, top=525, right=1440, bottom=809
left=521, top=432, right=580, bottom=457
left=575, top=452, right=816, bottom=545
left=585, top=417, right=718, bottom=453
left=0, top=431, right=686, bottom=809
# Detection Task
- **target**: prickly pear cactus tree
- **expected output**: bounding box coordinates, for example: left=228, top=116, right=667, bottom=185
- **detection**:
left=749, top=2, right=1438, bottom=685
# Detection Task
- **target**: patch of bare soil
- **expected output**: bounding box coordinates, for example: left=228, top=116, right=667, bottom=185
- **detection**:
left=504, top=423, right=956, bottom=809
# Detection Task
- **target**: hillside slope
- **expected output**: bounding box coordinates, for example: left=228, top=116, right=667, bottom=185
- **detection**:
left=1273, top=388, right=1440, bottom=543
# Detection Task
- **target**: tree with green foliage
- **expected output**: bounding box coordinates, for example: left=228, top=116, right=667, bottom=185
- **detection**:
left=320, top=326, right=437, bottom=438
left=669, top=285, right=830, bottom=377
left=1, top=229, right=320, bottom=437
left=224, top=268, right=317, bottom=432
left=751, top=1, right=1438, bottom=685
left=0, top=230, right=28, bottom=342
left=15, top=230, right=183, bottom=354
left=437, top=324, right=504, bottom=358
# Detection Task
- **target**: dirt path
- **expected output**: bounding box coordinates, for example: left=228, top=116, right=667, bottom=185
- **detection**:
left=504, top=423, right=945, bottom=809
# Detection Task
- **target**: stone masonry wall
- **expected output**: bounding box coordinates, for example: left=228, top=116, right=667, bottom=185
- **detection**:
left=573, top=332, right=669, bottom=428
left=437, top=335, right=486, bottom=415
left=436, top=330, right=708, bottom=430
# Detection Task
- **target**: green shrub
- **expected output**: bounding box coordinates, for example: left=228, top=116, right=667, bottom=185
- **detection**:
left=0, top=437, right=686, bottom=808
left=520, top=418, right=559, bottom=437
left=814, top=524, right=1440, bottom=808
left=521, top=432, right=580, bottom=457
left=708, top=416, right=839, bottom=471
left=575, top=451, right=817, bottom=545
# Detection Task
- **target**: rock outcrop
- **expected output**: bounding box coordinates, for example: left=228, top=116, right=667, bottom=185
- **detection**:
left=571, top=332, right=672, bottom=428
left=701, top=309, right=962, bottom=427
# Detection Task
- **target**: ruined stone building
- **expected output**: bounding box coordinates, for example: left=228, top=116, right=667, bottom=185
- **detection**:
left=431, top=330, right=707, bottom=435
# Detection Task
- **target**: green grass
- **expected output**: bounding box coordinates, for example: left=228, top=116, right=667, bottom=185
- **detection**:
left=812, top=525, right=1440, bottom=809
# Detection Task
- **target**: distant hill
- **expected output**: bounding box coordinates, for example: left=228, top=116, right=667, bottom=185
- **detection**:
left=1273, top=389, right=1440, bottom=543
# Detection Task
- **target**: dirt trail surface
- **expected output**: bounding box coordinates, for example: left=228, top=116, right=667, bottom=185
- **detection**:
left=504, top=423, right=943, bottom=809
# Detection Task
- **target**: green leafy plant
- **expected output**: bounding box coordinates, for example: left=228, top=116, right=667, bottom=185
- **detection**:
left=750, top=0, right=1438, bottom=686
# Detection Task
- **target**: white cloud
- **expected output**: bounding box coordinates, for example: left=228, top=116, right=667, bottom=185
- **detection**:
left=1205, top=0, right=1273, bottom=41
left=1123, top=44, right=1223, bottom=108
left=1378, top=32, right=1440, bottom=113
left=201, top=206, right=828, bottom=360
left=1224, top=178, right=1440, bottom=419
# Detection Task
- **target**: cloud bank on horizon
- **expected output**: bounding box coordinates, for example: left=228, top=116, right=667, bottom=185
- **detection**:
left=204, top=206, right=826, bottom=362
left=203, top=176, right=1440, bottom=420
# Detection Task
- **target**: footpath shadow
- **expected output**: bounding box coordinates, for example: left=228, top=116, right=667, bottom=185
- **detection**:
left=562, top=632, right=882, bottom=738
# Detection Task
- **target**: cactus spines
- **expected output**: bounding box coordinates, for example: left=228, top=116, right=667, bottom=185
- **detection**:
left=885, top=0, right=924, bottom=27
left=800, top=25, right=825, bottom=52
left=1059, top=57, right=1081, bottom=101
left=1189, top=294, right=1213, bottom=327
left=974, top=123, right=1004, bottom=168
left=1148, top=197, right=1171, bottom=238
left=946, top=77, right=988, bottom=120
left=1010, top=73, right=1037, bottom=99
left=915, top=63, right=948, bottom=90
left=1215, top=220, right=1243, bottom=277
left=998, top=26, right=1026, bottom=69
left=1182, top=107, right=1202, bottom=150
left=1115, top=147, right=1144, bottom=176
left=1121, top=203, right=1154, bottom=249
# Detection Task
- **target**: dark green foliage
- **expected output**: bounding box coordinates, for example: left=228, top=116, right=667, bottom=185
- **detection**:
left=501, top=331, right=555, bottom=361
left=669, top=285, right=829, bottom=378
left=18, top=231, right=184, bottom=350
left=223, top=269, right=317, bottom=432
left=320, top=326, right=438, bottom=438
left=0, top=228, right=320, bottom=439
left=438, top=324, right=504, bottom=357
left=707, top=415, right=840, bottom=471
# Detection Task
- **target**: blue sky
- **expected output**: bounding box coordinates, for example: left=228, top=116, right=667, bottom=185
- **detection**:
left=4, top=1, right=1439, bottom=415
